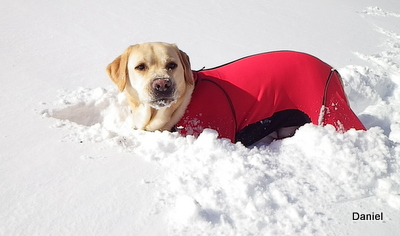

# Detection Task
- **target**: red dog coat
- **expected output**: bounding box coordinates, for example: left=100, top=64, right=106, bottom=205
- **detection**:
left=174, top=51, right=365, bottom=145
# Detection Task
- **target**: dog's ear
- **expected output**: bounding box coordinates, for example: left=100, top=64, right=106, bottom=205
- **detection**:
left=106, top=47, right=132, bottom=92
left=177, top=49, right=194, bottom=85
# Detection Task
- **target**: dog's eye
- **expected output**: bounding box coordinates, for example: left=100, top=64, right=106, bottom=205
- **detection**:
left=166, top=62, right=177, bottom=71
left=135, top=64, right=146, bottom=71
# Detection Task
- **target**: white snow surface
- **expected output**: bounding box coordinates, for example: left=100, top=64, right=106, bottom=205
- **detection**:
left=1, top=0, right=400, bottom=235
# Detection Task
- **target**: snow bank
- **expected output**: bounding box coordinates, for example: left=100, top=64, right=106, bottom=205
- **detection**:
left=42, top=72, right=400, bottom=235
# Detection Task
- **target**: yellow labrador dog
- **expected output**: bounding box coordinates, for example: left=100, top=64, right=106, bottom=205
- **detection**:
left=107, top=42, right=365, bottom=146
left=107, top=42, right=194, bottom=132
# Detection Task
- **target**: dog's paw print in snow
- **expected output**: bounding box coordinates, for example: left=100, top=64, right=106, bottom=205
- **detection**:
left=340, top=6, right=400, bottom=139
left=357, top=6, right=400, bottom=75
left=41, top=87, right=134, bottom=144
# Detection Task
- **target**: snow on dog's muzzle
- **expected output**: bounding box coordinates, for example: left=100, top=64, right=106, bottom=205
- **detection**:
left=150, top=98, right=176, bottom=109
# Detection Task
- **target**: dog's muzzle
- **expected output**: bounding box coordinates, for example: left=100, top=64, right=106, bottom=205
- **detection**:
left=149, top=78, right=176, bottom=109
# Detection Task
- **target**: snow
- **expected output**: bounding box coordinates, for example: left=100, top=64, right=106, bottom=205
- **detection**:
left=1, top=0, right=400, bottom=235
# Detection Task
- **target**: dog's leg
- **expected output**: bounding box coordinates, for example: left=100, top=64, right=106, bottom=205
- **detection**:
left=131, top=104, right=152, bottom=130
left=277, top=126, right=299, bottom=139
left=145, top=108, right=175, bottom=131
left=253, top=131, right=278, bottom=146
left=236, top=109, right=310, bottom=146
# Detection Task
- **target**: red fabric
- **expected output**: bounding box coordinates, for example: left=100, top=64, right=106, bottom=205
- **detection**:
left=176, top=51, right=365, bottom=141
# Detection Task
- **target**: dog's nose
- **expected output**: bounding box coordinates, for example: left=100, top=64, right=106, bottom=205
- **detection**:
left=152, top=78, right=172, bottom=92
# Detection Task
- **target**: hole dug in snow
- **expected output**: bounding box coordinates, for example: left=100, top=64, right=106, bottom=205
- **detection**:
left=44, top=87, right=130, bottom=127
left=42, top=87, right=135, bottom=144
left=50, top=102, right=103, bottom=126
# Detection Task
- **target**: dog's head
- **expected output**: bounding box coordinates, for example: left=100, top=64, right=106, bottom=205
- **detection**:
left=106, top=42, right=193, bottom=109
